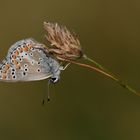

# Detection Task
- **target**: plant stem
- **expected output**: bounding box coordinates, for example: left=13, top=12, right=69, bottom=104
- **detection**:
left=65, top=59, right=140, bottom=97
left=83, top=54, right=116, bottom=77
left=83, top=55, right=106, bottom=71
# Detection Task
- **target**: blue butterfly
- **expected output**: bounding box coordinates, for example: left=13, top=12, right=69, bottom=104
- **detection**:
left=0, top=38, right=65, bottom=83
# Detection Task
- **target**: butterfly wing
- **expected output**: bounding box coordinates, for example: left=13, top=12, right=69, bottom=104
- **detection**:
left=0, top=38, right=58, bottom=82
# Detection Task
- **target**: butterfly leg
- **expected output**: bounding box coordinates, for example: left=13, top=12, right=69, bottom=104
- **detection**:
left=59, top=62, right=70, bottom=70
left=42, top=79, right=51, bottom=105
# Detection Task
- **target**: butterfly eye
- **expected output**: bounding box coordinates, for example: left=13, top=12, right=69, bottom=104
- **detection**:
left=50, top=77, right=59, bottom=83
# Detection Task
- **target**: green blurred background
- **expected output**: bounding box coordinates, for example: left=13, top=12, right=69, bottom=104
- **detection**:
left=0, top=0, right=140, bottom=139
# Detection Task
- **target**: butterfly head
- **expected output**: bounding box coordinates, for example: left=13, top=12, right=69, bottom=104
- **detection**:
left=49, top=60, right=62, bottom=84
left=50, top=76, right=59, bottom=83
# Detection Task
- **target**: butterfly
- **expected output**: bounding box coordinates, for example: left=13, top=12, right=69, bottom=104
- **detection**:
left=0, top=38, right=64, bottom=83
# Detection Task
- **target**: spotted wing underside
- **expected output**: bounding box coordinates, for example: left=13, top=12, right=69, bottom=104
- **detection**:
left=0, top=38, right=53, bottom=82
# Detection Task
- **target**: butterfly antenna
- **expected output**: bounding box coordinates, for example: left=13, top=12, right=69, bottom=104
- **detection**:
left=59, top=62, right=71, bottom=70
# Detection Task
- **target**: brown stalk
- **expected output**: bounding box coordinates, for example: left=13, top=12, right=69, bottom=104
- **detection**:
left=65, top=60, right=140, bottom=97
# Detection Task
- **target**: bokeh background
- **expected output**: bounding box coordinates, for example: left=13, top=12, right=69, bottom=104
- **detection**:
left=0, top=0, right=140, bottom=139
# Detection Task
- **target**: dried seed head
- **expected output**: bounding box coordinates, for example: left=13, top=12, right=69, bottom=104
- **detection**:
left=44, top=22, right=83, bottom=61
